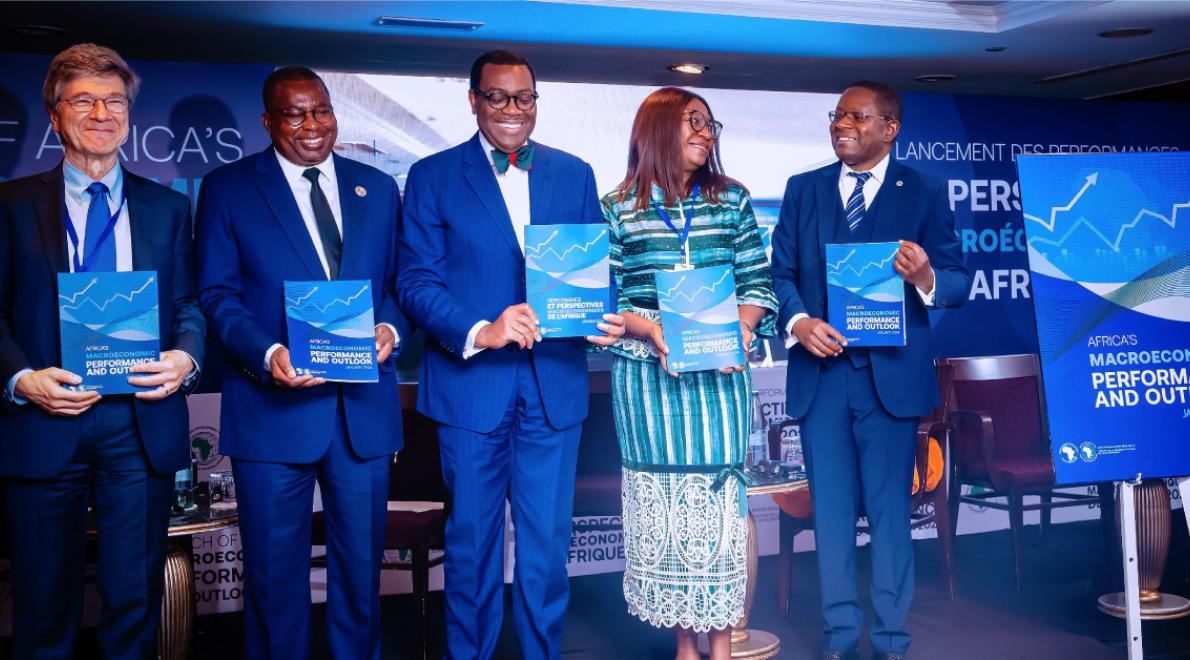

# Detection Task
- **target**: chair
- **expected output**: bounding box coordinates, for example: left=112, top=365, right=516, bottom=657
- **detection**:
left=940, top=353, right=1108, bottom=593
left=775, top=362, right=958, bottom=613
left=311, top=408, right=448, bottom=660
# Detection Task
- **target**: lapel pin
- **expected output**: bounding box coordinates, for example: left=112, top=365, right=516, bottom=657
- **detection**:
left=896, top=180, right=904, bottom=187
left=355, top=185, right=367, bottom=197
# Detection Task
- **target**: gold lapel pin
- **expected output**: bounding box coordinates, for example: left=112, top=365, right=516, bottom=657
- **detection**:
left=896, top=180, right=904, bottom=187
left=355, top=186, right=367, bottom=197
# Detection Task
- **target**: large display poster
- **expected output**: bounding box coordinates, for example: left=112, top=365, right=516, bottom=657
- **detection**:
left=1018, top=152, right=1190, bottom=484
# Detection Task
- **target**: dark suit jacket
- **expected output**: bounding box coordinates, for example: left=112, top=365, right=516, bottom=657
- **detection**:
left=0, top=163, right=205, bottom=478
left=398, top=134, right=602, bottom=434
left=770, top=159, right=970, bottom=419
left=196, top=149, right=406, bottom=462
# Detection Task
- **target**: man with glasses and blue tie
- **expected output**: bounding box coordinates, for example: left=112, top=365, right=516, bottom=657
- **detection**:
left=398, top=50, right=624, bottom=659
left=0, top=44, right=204, bottom=659
left=196, top=66, right=407, bottom=659
left=770, top=81, right=969, bottom=660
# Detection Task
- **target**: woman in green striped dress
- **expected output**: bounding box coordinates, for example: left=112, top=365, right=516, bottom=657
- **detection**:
left=601, top=87, right=777, bottom=660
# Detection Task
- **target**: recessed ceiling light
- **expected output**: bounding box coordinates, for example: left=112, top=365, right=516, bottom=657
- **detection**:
left=10, top=24, right=65, bottom=37
left=669, top=63, right=708, bottom=75
left=374, top=16, right=483, bottom=31
left=1098, top=27, right=1153, bottom=38
left=915, top=74, right=955, bottom=83
left=985, top=46, right=1007, bottom=53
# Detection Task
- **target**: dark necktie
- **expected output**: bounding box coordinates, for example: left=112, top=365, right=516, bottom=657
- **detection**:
left=83, top=181, right=117, bottom=272
left=845, top=171, right=872, bottom=234
left=302, top=168, right=342, bottom=279
left=491, top=144, right=535, bottom=174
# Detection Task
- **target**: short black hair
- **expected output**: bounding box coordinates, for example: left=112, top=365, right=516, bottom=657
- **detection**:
left=847, top=80, right=903, bottom=121
left=262, top=66, right=327, bottom=109
left=469, top=50, right=536, bottom=91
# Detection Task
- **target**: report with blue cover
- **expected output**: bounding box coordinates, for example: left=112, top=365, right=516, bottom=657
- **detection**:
left=524, top=224, right=611, bottom=337
left=825, top=242, right=906, bottom=347
left=284, top=280, right=378, bottom=382
left=58, top=271, right=160, bottom=394
left=656, top=264, right=745, bottom=373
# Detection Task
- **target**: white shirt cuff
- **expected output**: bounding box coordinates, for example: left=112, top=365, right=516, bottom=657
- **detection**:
left=264, top=343, right=284, bottom=372
left=784, top=313, right=809, bottom=349
left=463, top=321, right=490, bottom=360
left=916, top=268, right=937, bottom=307
left=6, top=368, right=33, bottom=405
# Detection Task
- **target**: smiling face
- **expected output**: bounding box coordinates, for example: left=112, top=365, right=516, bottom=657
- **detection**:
left=49, top=74, right=130, bottom=171
left=679, top=98, right=715, bottom=177
left=469, top=63, right=536, bottom=154
left=262, top=78, right=337, bottom=167
left=830, top=86, right=899, bottom=171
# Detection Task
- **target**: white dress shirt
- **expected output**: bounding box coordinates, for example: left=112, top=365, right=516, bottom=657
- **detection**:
left=784, top=153, right=936, bottom=347
left=462, top=132, right=533, bottom=359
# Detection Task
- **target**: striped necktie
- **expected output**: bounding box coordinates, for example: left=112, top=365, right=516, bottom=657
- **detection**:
left=845, top=171, right=872, bottom=234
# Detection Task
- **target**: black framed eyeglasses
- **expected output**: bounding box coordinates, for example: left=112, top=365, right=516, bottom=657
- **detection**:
left=684, top=110, right=723, bottom=139
left=828, top=110, right=895, bottom=124
left=58, top=95, right=130, bottom=114
left=271, top=105, right=336, bottom=128
left=474, top=89, right=539, bottom=111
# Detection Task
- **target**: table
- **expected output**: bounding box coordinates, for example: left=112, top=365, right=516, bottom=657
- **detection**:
left=699, top=472, right=808, bottom=659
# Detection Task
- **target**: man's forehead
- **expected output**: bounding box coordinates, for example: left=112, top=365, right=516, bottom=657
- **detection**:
left=271, top=80, right=331, bottom=105
left=60, top=75, right=126, bottom=94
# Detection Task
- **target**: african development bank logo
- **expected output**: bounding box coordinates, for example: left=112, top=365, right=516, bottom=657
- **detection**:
left=190, top=426, right=221, bottom=470
left=1058, top=441, right=1099, bottom=463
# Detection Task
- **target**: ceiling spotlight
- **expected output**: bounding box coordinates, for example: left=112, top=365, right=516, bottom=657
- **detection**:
left=10, top=24, right=65, bottom=37
left=669, top=63, right=708, bottom=75
left=985, top=46, right=1007, bottom=53
left=1098, top=27, right=1153, bottom=38
left=915, top=74, right=955, bottom=83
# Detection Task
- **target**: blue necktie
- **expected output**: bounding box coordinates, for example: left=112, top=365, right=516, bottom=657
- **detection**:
left=83, top=181, right=117, bottom=272
left=845, top=171, right=872, bottom=234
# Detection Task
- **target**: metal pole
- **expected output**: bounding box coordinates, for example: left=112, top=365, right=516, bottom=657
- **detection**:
left=1120, top=478, right=1143, bottom=660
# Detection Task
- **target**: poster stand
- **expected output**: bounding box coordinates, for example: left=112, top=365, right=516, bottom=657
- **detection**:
left=1119, top=477, right=1143, bottom=660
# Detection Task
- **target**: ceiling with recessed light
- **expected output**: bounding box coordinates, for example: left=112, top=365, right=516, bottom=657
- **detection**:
left=4, top=0, right=1189, bottom=100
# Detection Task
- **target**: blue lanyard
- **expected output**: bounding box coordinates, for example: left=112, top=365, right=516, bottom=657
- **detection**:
left=652, top=183, right=699, bottom=257
left=64, top=191, right=126, bottom=273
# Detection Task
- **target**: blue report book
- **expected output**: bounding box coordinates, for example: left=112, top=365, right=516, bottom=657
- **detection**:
left=825, top=242, right=906, bottom=347
left=58, top=271, right=160, bottom=394
left=655, top=264, right=744, bottom=373
left=524, top=224, right=611, bottom=337
left=284, top=280, right=378, bottom=382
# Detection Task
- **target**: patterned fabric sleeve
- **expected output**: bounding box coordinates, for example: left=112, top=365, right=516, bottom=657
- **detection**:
left=732, top=190, right=779, bottom=337
left=602, top=192, right=632, bottom=314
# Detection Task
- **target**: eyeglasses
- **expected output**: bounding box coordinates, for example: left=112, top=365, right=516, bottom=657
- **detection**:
left=271, top=106, right=336, bottom=128
left=474, top=89, right=539, bottom=111
left=58, top=96, right=129, bottom=114
left=828, top=110, right=896, bottom=124
left=684, top=110, right=723, bottom=139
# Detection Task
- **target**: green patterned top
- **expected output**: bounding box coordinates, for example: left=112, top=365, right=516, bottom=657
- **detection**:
left=601, top=182, right=778, bottom=362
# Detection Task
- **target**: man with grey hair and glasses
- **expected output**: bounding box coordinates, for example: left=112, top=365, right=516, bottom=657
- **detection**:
left=0, top=43, right=204, bottom=659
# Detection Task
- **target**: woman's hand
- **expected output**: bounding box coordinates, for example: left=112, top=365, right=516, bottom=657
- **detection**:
left=648, top=322, right=678, bottom=377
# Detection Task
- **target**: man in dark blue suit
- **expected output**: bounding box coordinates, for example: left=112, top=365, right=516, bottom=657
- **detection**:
left=0, top=44, right=204, bottom=659
left=770, top=82, right=969, bottom=660
left=196, top=67, right=406, bottom=660
left=398, top=50, right=623, bottom=659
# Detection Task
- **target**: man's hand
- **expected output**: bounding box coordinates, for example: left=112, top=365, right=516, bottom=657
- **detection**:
left=270, top=346, right=326, bottom=389
left=14, top=368, right=100, bottom=416
left=129, top=350, right=195, bottom=401
left=895, top=239, right=934, bottom=294
left=475, top=303, right=541, bottom=350
left=647, top=323, right=678, bottom=377
left=375, top=324, right=396, bottom=364
left=585, top=313, right=626, bottom=347
left=792, top=316, right=846, bottom=358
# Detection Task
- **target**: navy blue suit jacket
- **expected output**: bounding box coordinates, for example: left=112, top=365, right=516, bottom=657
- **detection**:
left=0, top=164, right=206, bottom=478
left=398, top=134, right=602, bottom=433
left=770, top=159, right=970, bottom=419
left=196, top=150, right=406, bottom=462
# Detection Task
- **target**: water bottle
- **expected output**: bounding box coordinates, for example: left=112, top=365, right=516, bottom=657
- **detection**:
left=747, top=391, right=767, bottom=468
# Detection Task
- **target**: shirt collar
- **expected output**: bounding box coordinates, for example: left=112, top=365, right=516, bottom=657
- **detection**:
left=63, top=159, right=122, bottom=205
left=840, top=152, right=891, bottom=185
left=275, top=148, right=336, bottom=188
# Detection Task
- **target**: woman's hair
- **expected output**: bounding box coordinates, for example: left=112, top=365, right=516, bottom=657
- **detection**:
left=617, top=86, right=731, bottom=210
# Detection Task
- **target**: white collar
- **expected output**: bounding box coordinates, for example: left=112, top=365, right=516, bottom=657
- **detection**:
left=840, top=153, right=891, bottom=184
left=275, top=149, right=336, bottom=186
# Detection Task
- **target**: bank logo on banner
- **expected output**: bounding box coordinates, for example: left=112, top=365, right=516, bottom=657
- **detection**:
left=190, top=425, right=221, bottom=471
left=1018, top=151, right=1190, bottom=484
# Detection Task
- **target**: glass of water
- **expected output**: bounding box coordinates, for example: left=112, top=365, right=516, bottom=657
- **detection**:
left=208, top=470, right=236, bottom=512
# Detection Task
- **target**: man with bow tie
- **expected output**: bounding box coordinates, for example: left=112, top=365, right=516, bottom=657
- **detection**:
left=398, top=50, right=624, bottom=659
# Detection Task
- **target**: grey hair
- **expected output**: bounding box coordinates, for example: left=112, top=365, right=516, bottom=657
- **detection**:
left=43, top=43, right=141, bottom=112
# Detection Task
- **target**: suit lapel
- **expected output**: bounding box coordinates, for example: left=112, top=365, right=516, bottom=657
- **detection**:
left=462, top=135, right=521, bottom=258
left=33, top=166, right=68, bottom=274
left=528, top=141, right=554, bottom=228
left=333, top=155, right=366, bottom=280
left=123, top=173, right=156, bottom=271
left=254, top=149, right=327, bottom=280
left=816, top=162, right=842, bottom=250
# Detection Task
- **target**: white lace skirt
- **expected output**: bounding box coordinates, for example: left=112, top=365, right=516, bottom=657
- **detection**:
left=620, top=467, right=748, bottom=632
